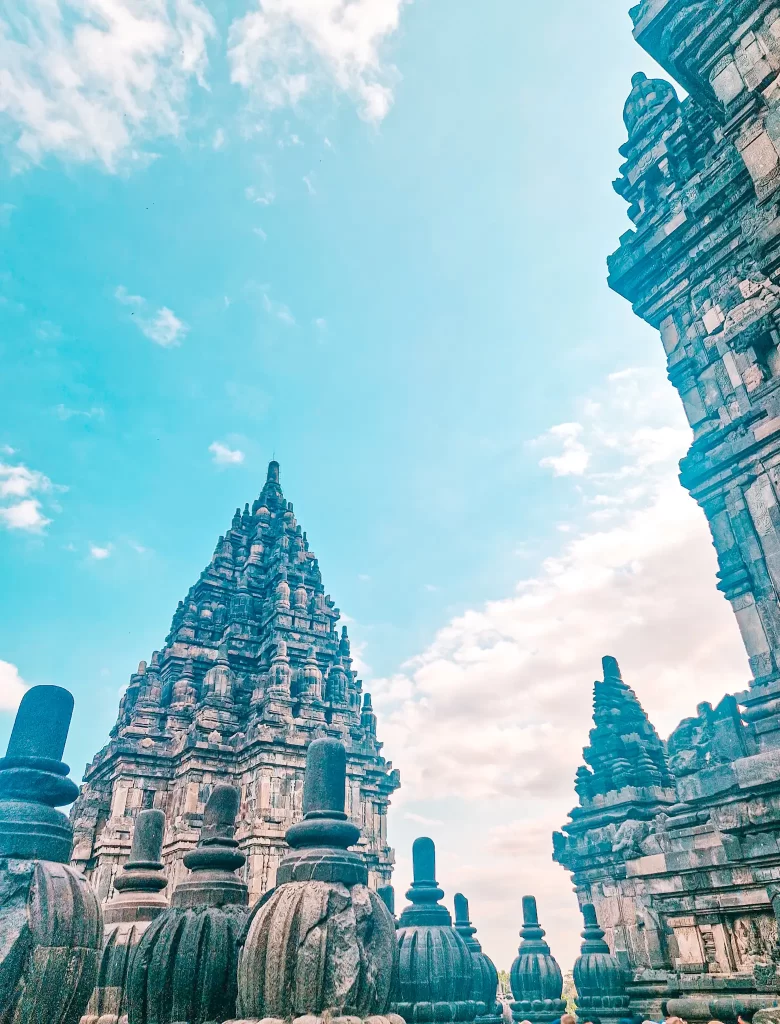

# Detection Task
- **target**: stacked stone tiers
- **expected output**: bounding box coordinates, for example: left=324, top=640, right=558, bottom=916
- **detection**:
left=71, top=461, right=399, bottom=907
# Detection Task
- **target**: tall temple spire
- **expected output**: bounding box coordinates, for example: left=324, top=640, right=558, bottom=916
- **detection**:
left=72, top=458, right=399, bottom=906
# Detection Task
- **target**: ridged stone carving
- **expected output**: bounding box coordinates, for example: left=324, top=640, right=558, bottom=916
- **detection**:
left=81, top=808, right=168, bottom=1024
left=453, top=894, right=501, bottom=1024
left=127, top=785, right=248, bottom=1024
left=572, top=903, right=628, bottom=1022
left=0, top=685, right=103, bottom=1024
left=509, top=896, right=565, bottom=1024
left=394, top=837, right=476, bottom=1023
left=227, top=736, right=400, bottom=1024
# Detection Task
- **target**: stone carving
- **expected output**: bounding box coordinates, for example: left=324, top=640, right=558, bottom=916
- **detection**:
left=127, top=785, right=248, bottom=1024
left=0, top=685, right=103, bottom=1024
left=453, top=893, right=501, bottom=1024
left=226, top=736, right=399, bottom=1024
left=394, top=837, right=476, bottom=1023
left=81, top=809, right=168, bottom=1024
left=571, top=904, right=629, bottom=1023
left=508, top=896, right=565, bottom=1024
left=71, top=461, right=399, bottom=903
left=378, top=883, right=399, bottom=927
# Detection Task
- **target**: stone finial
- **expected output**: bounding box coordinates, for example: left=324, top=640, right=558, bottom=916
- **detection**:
left=0, top=684, right=80, bottom=861
left=81, top=810, right=169, bottom=1024
left=394, top=838, right=477, bottom=1023
left=229, top=737, right=398, bottom=1024
left=454, top=894, right=502, bottom=1024
left=622, top=71, right=678, bottom=139
left=572, top=904, right=629, bottom=1021
left=267, top=460, right=280, bottom=484
left=378, top=883, right=398, bottom=926
left=509, top=896, right=565, bottom=1024
left=0, top=686, right=104, bottom=1024
left=127, top=785, right=248, bottom=1024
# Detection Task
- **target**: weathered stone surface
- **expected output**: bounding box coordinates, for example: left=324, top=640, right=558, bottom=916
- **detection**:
left=81, top=809, right=168, bottom=1024
left=555, top=0, right=780, bottom=1012
left=71, top=461, right=399, bottom=906
left=453, top=894, right=501, bottom=1024
left=508, top=896, right=565, bottom=1024
left=227, top=737, right=397, bottom=1024
left=127, top=785, right=248, bottom=1024
left=394, top=837, right=476, bottom=1024
left=0, top=685, right=103, bottom=1024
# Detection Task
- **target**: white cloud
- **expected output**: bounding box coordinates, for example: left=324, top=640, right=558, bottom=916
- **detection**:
left=209, top=441, right=245, bottom=465
left=0, top=660, right=27, bottom=711
left=0, top=459, right=58, bottom=532
left=212, top=126, right=225, bottom=149
left=536, top=421, right=590, bottom=477
left=0, top=445, right=15, bottom=455
left=0, top=0, right=217, bottom=170
left=228, top=0, right=408, bottom=123
left=303, top=173, right=315, bottom=195
left=245, top=186, right=275, bottom=205
left=404, top=811, right=444, bottom=826
left=377, top=366, right=750, bottom=970
left=314, top=316, right=327, bottom=330
left=54, top=404, right=105, bottom=420
left=115, top=286, right=188, bottom=346
left=253, top=226, right=267, bottom=240
left=89, top=543, right=112, bottom=560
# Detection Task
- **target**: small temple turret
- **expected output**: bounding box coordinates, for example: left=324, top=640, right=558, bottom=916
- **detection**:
left=0, top=686, right=103, bottom=1024
left=572, top=903, right=628, bottom=1024
left=394, top=837, right=477, bottom=1023
left=82, top=808, right=168, bottom=1024
left=127, top=785, right=248, bottom=1024
left=454, top=893, right=501, bottom=1024
left=509, top=896, right=565, bottom=1024
left=226, top=737, right=399, bottom=1024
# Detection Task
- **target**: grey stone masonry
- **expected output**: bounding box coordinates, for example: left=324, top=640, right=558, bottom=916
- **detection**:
left=70, top=460, right=399, bottom=908
left=555, top=0, right=780, bottom=1012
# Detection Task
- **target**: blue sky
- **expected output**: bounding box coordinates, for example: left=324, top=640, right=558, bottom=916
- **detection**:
left=0, top=0, right=752, bottom=970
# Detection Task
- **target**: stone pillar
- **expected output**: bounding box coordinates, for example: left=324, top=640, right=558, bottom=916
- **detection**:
left=0, top=685, right=104, bottom=1023
left=82, top=808, right=168, bottom=1024
left=127, top=785, right=249, bottom=1024
left=509, top=896, right=566, bottom=1024
left=227, top=737, right=400, bottom=1024
left=454, top=893, right=502, bottom=1024
left=394, top=837, right=477, bottom=1023
left=572, top=903, right=629, bottom=1024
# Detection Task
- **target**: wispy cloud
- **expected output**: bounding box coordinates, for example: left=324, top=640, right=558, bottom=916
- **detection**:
left=54, top=404, right=105, bottom=421
left=212, top=127, right=225, bottom=150
left=245, top=187, right=275, bottom=205
left=209, top=441, right=245, bottom=465
left=115, top=286, right=188, bottom=347
left=303, top=174, right=315, bottom=195
left=228, top=0, right=408, bottom=123
left=533, top=421, right=590, bottom=477
left=89, top=543, right=113, bottom=560
left=262, top=292, right=295, bottom=326
left=253, top=226, right=267, bottom=241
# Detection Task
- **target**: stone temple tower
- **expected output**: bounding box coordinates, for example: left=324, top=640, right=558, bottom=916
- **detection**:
left=70, top=461, right=399, bottom=902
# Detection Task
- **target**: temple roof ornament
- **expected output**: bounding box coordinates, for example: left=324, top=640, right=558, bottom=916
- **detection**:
left=454, top=893, right=502, bottom=1024
left=509, top=895, right=565, bottom=1024
left=622, top=71, right=679, bottom=140
left=394, top=837, right=477, bottom=1023
left=82, top=809, right=168, bottom=1024
left=227, top=737, right=399, bottom=1024
left=127, top=785, right=248, bottom=1024
left=572, top=903, right=629, bottom=1022
left=0, top=686, right=103, bottom=1024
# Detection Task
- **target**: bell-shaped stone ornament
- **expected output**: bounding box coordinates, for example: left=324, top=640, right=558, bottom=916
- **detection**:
left=454, top=893, right=502, bottom=1024
left=0, top=685, right=104, bottom=1024
left=509, top=896, right=565, bottom=1024
left=394, top=838, right=477, bottom=1023
left=227, top=737, right=400, bottom=1024
left=127, top=784, right=248, bottom=1024
left=572, top=903, right=629, bottom=1022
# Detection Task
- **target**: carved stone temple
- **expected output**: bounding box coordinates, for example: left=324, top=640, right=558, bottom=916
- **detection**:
left=70, top=461, right=399, bottom=905
left=555, top=0, right=780, bottom=1016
